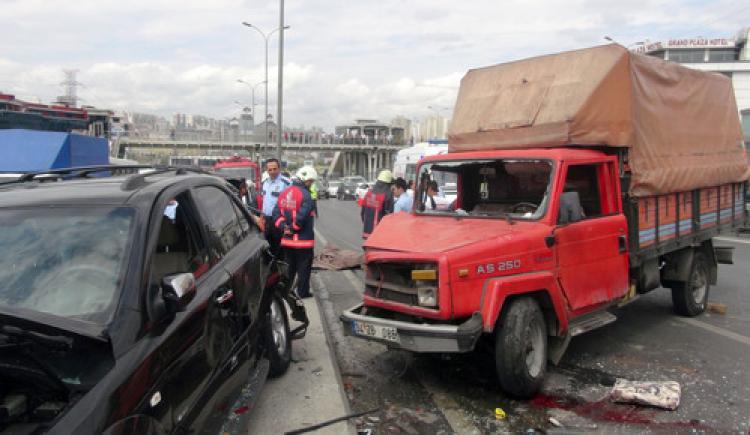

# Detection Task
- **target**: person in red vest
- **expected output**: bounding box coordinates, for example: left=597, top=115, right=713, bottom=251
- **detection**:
left=361, top=169, right=394, bottom=239
left=272, top=166, right=317, bottom=298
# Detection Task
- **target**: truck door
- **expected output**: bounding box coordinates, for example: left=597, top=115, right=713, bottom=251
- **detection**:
left=554, top=162, right=629, bottom=312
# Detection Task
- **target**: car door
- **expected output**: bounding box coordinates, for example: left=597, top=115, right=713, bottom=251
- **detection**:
left=187, top=185, right=268, bottom=431
left=139, top=189, right=236, bottom=433
left=554, top=162, right=629, bottom=313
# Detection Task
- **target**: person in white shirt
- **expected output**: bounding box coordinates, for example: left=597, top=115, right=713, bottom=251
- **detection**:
left=393, top=177, right=413, bottom=213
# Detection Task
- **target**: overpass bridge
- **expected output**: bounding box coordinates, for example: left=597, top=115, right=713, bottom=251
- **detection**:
left=114, top=138, right=405, bottom=179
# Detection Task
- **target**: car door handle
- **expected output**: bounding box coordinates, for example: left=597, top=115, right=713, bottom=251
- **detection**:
left=618, top=235, right=627, bottom=253
left=215, top=289, right=234, bottom=305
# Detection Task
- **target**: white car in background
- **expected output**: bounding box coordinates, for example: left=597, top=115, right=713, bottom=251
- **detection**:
left=355, top=182, right=372, bottom=200
left=326, top=180, right=342, bottom=198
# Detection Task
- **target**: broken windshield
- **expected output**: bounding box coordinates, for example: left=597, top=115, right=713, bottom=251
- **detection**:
left=415, top=159, right=553, bottom=219
left=0, top=206, right=135, bottom=324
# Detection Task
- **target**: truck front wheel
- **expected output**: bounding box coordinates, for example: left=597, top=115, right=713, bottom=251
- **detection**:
left=671, top=251, right=710, bottom=317
left=495, top=298, right=547, bottom=398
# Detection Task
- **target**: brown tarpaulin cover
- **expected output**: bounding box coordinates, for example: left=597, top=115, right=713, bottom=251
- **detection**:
left=448, top=44, right=750, bottom=197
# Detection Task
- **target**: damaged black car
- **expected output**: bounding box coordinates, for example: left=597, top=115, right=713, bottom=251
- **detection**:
left=0, top=166, right=307, bottom=434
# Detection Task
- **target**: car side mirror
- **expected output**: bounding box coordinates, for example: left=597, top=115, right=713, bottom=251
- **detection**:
left=162, top=273, right=196, bottom=312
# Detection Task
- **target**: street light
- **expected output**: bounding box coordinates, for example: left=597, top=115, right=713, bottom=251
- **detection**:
left=237, top=79, right=266, bottom=127
left=242, top=21, right=290, bottom=159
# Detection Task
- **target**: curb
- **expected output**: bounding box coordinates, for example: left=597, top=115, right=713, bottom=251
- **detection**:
left=311, top=272, right=357, bottom=435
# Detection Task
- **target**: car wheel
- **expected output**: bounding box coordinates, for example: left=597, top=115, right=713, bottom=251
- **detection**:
left=671, top=251, right=710, bottom=317
left=495, top=297, right=547, bottom=398
left=265, top=294, right=291, bottom=377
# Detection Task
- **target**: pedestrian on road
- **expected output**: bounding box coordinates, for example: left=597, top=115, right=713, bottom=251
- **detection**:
left=392, top=177, right=413, bottom=213
left=273, top=166, right=317, bottom=299
left=361, top=169, right=394, bottom=239
left=261, top=158, right=291, bottom=258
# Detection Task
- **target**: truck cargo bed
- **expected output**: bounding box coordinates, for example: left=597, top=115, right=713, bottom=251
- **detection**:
left=624, top=181, right=746, bottom=265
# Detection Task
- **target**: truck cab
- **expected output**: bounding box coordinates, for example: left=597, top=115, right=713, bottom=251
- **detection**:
left=342, top=148, right=633, bottom=396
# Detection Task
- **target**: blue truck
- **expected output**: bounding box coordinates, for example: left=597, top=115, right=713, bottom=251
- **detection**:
left=0, top=129, right=109, bottom=175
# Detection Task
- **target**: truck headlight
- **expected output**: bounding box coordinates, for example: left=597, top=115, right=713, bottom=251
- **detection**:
left=417, top=286, right=437, bottom=307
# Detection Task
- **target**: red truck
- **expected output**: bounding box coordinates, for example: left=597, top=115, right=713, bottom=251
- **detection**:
left=213, top=155, right=261, bottom=206
left=341, top=45, right=750, bottom=397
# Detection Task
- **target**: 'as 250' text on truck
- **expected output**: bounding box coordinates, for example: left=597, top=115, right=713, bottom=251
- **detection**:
left=341, top=44, right=750, bottom=398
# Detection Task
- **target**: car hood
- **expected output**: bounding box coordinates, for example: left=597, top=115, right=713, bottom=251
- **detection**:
left=0, top=306, right=109, bottom=347
left=364, top=213, right=523, bottom=253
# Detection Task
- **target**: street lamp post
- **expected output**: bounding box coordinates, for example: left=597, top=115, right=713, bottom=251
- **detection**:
left=242, top=21, right=289, bottom=160
left=237, top=79, right=266, bottom=128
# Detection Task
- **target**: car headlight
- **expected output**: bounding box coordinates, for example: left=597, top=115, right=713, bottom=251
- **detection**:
left=417, top=286, right=437, bottom=307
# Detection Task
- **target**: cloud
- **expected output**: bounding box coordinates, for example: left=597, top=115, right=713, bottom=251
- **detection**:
left=0, top=0, right=747, bottom=130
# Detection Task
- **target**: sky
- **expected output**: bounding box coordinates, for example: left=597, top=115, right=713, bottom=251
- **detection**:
left=0, top=0, right=748, bottom=131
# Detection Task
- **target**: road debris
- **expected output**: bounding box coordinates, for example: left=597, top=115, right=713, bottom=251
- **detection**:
left=707, top=302, right=727, bottom=315
left=494, top=407, right=506, bottom=420
left=610, top=379, right=681, bottom=410
left=312, top=244, right=363, bottom=270
left=548, top=416, right=562, bottom=427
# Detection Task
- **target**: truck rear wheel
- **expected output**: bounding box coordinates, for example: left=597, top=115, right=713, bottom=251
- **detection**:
left=671, top=252, right=710, bottom=317
left=495, top=298, right=547, bottom=398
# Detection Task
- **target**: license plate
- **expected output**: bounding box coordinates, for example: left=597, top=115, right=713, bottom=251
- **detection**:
left=352, top=320, right=399, bottom=343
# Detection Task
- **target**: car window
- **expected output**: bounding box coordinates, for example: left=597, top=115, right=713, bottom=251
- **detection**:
left=0, top=206, right=134, bottom=322
left=230, top=196, right=254, bottom=235
left=192, top=186, right=245, bottom=257
left=151, top=192, right=210, bottom=286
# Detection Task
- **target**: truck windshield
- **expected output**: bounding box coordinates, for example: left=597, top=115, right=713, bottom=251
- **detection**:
left=215, top=166, right=257, bottom=181
left=0, top=206, right=135, bottom=323
left=415, top=159, right=553, bottom=219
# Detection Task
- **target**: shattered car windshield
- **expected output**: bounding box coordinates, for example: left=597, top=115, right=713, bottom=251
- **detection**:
left=0, top=206, right=134, bottom=323
left=415, top=159, right=553, bottom=220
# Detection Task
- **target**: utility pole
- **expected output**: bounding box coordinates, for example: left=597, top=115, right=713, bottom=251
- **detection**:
left=277, top=0, right=285, bottom=161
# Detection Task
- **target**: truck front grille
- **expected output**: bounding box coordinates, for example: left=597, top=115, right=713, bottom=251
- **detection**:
left=364, top=262, right=436, bottom=307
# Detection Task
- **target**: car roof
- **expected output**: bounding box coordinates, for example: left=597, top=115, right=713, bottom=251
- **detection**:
left=0, top=170, right=228, bottom=209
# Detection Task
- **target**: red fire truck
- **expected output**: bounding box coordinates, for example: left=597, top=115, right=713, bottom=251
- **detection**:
left=341, top=45, right=750, bottom=397
left=213, top=155, right=261, bottom=206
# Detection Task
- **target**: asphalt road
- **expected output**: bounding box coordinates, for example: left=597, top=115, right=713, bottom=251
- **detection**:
left=312, top=197, right=750, bottom=434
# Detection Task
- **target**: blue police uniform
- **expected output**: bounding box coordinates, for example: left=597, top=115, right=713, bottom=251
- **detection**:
left=261, top=174, right=291, bottom=257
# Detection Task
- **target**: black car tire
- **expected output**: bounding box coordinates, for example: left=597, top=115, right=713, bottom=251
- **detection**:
left=266, top=295, right=292, bottom=377
left=495, top=297, right=547, bottom=398
left=671, top=251, right=710, bottom=317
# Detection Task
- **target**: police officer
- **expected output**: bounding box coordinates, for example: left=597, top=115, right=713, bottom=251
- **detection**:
left=261, top=158, right=291, bottom=257
left=309, top=177, right=319, bottom=218
left=361, top=169, right=394, bottom=239
left=272, top=166, right=317, bottom=299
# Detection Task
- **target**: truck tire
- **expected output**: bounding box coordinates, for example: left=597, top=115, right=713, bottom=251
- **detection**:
left=671, top=251, right=710, bottom=317
left=265, top=295, right=292, bottom=377
left=495, top=298, right=547, bottom=398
